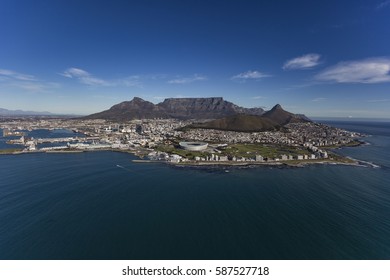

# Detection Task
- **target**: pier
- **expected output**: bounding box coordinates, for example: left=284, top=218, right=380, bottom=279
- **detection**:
left=35, top=136, right=99, bottom=144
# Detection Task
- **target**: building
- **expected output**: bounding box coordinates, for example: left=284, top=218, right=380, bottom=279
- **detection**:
left=255, top=155, right=264, bottom=162
left=179, top=141, right=208, bottom=151
left=169, top=154, right=182, bottom=163
left=219, top=156, right=228, bottom=161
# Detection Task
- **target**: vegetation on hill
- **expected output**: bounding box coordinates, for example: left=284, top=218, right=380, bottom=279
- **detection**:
left=187, top=104, right=311, bottom=132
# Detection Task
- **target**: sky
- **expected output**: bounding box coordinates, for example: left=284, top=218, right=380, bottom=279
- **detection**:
left=0, top=0, right=389, bottom=117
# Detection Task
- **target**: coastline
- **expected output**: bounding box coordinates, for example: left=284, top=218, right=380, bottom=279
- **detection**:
left=132, top=157, right=364, bottom=168
left=0, top=138, right=376, bottom=169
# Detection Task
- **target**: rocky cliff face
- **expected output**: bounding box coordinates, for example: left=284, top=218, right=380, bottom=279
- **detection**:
left=84, top=97, right=265, bottom=120
left=158, top=97, right=261, bottom=119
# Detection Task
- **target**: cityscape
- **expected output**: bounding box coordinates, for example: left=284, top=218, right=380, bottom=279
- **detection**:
left=1, top=113, right=363, bottom=166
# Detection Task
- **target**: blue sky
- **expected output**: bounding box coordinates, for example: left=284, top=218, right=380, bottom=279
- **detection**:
left=0, top=0, right=389, bottom=117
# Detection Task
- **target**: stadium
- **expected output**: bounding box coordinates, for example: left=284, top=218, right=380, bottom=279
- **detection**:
left=179, top=141, right=208, bottom=151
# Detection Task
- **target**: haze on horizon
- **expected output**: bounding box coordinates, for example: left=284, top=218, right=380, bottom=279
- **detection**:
left=0, top=0, right=389, bottom=118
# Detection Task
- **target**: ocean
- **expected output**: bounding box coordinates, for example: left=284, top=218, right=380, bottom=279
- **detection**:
left=0, top=121, right=390, bottom=259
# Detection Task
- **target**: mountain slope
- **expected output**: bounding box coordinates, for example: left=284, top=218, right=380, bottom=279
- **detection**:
left=189, top=114, right=280, bottom=132
left=187, top=104, right=311, bottom=132
left=85, top=97, right=167, bottom=120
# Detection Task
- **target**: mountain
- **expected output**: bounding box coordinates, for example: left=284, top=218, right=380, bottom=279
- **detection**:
left=158, top=97, right=264, bottom=119
left=262, top=104, right=310, bottom=125
left=85, top=97, right=168, bottom=120
left=187, top=104, right=311, bottom=132
left=0, top=108, right=53, bottom=116
left=83, top=97, right=265, bottom=120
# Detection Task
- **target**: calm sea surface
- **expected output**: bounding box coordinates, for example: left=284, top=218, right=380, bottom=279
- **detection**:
left=0, top=122, right=390, bottom=259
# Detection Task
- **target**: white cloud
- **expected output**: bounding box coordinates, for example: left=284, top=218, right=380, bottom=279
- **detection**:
left=61, top=68, right=143, bottom=87
left=283, top=53, right=321, bottom=70
left=315, top=58, right=390, bottom=83
left=120, top=76, right=142, bottom=87
left=0, top=68, right=60, bottom=93
left=0, top=69, right=37, bottom=81
left=252, top=96, right=266, bottom=99
left=167, top=74, right=207, bottom=84
left=311, top=97, right=327, bottom=102
left=61, top=68, right=109, bottom=86
left=231, top=70, right=271, bottom=81
left=16, top=82, right=60, bottom=92
left=377, top=0, right=390, bottom=9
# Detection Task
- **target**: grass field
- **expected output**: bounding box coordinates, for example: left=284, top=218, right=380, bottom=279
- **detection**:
left=221, top=143, right=310, bottom=159
left=155, top=142, right=312, bottom=160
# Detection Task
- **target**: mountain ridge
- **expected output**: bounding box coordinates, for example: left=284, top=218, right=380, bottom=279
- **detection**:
left=83, top=97, right=265, bottom=120
left=0, top=108, right=54, bottom=116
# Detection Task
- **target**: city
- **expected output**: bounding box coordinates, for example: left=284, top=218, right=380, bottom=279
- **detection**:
left=0, top=117, right=363, bottom=166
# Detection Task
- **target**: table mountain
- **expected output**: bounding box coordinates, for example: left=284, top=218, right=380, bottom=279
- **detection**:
left=83, top=97, right=265, bottom=120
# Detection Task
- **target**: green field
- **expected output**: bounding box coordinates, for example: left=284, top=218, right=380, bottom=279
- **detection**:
left=220, top=143, right=310, bottom=159
left=155, top=142, right=311, bottom=160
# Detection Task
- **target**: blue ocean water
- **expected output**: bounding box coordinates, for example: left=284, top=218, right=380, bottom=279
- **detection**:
left=0, top=129, right=22, bottom=150
left=0, top=122, right=390, bottom=259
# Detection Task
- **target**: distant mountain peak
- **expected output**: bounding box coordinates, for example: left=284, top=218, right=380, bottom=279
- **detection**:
left=263, top=104, right=310, bottom=126
left=0, top=108, right=54, bottom=116
left=131, top=97, right=146, bottom=102
left=270, top=104, right=283, bottom=111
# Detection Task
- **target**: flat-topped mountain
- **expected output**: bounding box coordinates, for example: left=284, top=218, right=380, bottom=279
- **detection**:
left=84, top=97, right=265, bottom=120
left=187, top=104, right=311, bottom=132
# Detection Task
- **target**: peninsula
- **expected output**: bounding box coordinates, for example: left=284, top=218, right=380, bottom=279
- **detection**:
left=0, top=97, right=365, bottom=167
